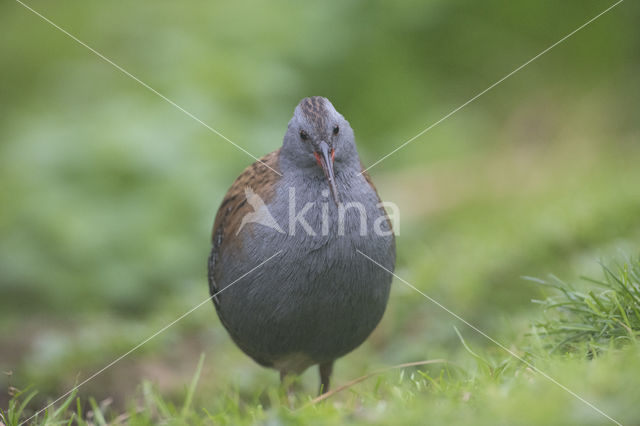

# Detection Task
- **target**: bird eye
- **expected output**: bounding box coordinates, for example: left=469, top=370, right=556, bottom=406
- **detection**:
left=333, top=126, right=339, bottom=135
left=299, top=130, right=309, bottom=140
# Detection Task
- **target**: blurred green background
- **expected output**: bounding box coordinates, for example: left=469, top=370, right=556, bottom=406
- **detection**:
left=1, top=0, right=639, bottom=423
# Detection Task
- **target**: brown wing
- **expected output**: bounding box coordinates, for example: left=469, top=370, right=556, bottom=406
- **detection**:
left=360, top=163, right=395, bottom=235
left=207, top=149, right=281, bottom=306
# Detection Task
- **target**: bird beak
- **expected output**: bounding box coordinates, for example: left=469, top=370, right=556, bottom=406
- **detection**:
left=315, top=141, right=339, bottom=205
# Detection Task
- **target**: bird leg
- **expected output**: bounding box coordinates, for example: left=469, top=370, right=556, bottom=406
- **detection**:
left=280, top=370, right=298, bottom=406
left=318, top=361, right=334, bottom=395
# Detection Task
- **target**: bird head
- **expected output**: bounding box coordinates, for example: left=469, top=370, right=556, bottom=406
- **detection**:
left=282, top=96, right=359, bottom=205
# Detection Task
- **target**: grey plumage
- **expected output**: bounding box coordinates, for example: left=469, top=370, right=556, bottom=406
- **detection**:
left=208, top=97, right=395, bottom=393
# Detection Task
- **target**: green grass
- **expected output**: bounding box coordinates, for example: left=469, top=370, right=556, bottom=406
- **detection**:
left=530, top=258, right=640, bottom=354
left=5, top=343, right=640, bottom=425
left=4, top=259, right=640, bottom=425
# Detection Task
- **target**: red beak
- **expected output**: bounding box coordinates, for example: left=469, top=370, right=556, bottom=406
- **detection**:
left=314, top=141, right=339, bottom=205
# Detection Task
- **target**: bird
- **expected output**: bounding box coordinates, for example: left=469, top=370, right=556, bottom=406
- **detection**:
left=236, top=187, right=284, bottom=235
left=207, top=96, right=396, bottom=395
